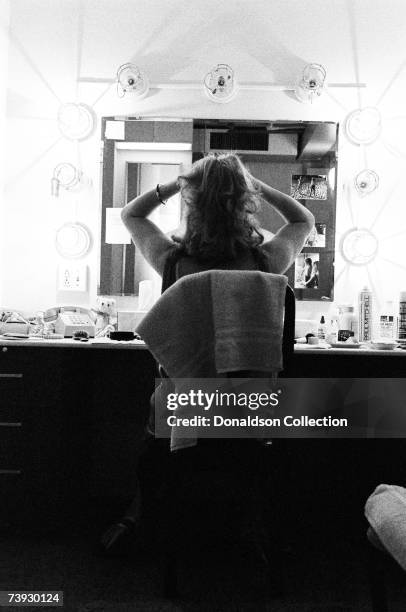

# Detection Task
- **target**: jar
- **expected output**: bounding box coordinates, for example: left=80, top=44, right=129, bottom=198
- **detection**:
left=338, top=305, right=358, bottom=340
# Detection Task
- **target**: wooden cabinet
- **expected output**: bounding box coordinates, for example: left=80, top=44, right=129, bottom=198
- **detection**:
left=0, top=346, right=83, bottom=530
left=0, top=343, right=156, bottom=531
left=88, top=349, right=155, bottom=499
left=1, top=341, right=405, bottom=535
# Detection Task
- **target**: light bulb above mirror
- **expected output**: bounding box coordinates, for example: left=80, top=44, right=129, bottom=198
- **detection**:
left=294, top=63, right=327, bottom=103
left=116, top=63, right=149, bottom=98
left=203, top=63, right=237, bottom=103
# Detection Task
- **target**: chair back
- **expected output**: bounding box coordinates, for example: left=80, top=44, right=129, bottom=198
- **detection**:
left=160, top=248, right=296, bottom=375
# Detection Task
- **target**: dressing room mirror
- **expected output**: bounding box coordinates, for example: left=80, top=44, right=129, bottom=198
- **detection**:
left=98, top=118, right=338, bottom=301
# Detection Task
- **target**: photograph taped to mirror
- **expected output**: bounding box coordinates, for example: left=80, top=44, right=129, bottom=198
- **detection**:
left=291, top=174, right=327, bottom=200
left=305, top=223, right=326, bottom=248
left=295, top=253, right=320, bottom=289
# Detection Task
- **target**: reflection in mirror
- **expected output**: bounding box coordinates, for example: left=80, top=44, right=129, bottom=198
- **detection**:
left=98, top=118, right=338, bottom=301
left=127, top=162, right=182, bottom=293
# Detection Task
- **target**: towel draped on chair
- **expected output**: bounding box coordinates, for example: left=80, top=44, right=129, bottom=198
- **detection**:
left=137, top=269, right=288, bottom=451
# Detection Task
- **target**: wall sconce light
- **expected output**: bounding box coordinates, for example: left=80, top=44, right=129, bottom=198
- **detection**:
left=203, top=63, right=237, bottom=103
left=51, top=163, right=83, bottom=197
left=116, top=63, right=149, bottom=98
left=294, top=63, right=326, bottom=103
left=55, top=222, right=91, bottom=259
left=354, top=169, right=379, bottom=196
left=340, top=227, right=379, bottom=266
left=57, top=102, right=96, bottom=141
left=344, top=107, right=381, bottom=145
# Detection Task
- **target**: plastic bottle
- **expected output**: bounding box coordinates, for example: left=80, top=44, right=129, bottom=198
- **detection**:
left=379, top=301, right=396, bottom=340
left=327, top=318, right=339, bottom=344
left=398, top=292, right=406, bottom=341
left=358, top=286, right=373, bottom=342
left=317, top=315, right=326, bottom=339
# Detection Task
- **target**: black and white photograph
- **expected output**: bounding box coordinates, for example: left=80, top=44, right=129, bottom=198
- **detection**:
left=304, top=222, right=327, bottom=247
left=294, top=253, right=320, bottom=289
left=291, top=174, right=328, bottom=200
left=2, top=1, right=406, bottom=610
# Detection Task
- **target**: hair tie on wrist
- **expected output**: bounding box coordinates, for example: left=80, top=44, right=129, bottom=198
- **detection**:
left=156, top=184, right=166, bottom=205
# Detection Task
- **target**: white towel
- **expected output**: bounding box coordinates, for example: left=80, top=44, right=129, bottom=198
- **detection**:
left=137, top=270, right=288, bottom=451
left=365, top=483, right=406, bottom=570
left=211, top=270, right=287, bottom=374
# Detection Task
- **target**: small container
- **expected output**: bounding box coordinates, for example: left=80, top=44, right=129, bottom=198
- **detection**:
left=338, top=305, right=358, bottom=342
left=109, top=331, right=135, bottom=341
left=326, top=318, right=339, bottom=344
left=379, top=301, right=396, bottom=340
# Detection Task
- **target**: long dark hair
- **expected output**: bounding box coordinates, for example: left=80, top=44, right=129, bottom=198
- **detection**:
left=174, top=153, right=264, bottom=262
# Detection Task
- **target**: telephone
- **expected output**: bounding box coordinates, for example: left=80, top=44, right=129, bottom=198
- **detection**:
left=44, top=306, right=96, bottom=338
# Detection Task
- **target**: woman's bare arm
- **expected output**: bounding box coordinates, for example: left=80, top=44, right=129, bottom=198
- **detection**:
left=252, top=177, right=315, bottom=274
left=121, top=180, right=180, bottom=275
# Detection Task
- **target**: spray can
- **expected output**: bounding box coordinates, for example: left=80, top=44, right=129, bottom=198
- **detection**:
left=398, top=292, right=406, bottom=341
left=358, top=286, right=373, bottom=342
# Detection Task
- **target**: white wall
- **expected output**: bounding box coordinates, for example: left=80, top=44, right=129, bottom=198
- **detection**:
left=3, top=0, right=406, bottom=319
left=0, top=0, right=10, bottom=306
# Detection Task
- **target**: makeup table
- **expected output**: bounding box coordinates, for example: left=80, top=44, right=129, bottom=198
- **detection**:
left=0, top=337, right=405, bottom=535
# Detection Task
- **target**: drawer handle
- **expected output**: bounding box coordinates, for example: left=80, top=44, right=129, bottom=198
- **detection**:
left=0, top=373, right=23, bottom=379
left=0, top=470, right=22, bottom=475
left=0, top=422, right=22, bottom=427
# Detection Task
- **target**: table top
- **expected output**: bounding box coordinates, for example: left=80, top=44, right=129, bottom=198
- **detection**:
left=294, top=343, right=406, bottom=356
left=0, top=336, right=147, bottom=349
left=0, top=336, right=405, bottom=356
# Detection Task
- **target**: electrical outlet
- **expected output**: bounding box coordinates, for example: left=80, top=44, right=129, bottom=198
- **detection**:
left=58, top=264, right=87, bottom=291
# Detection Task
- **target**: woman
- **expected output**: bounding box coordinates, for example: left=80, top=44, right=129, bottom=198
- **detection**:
left=121, top=153, right=315, bottom=282
left=100, top=154, right=314, bottom=553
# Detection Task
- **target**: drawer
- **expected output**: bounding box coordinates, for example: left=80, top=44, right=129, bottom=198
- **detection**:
left=0, top=403, right=23, bottom=421
left=0, top=471, right=24, bottom=528
left=0, top=373, right=24, bottom=406
left=0, top=347, right=62, bottom=406
left=0, top=424, right=23, bottom=469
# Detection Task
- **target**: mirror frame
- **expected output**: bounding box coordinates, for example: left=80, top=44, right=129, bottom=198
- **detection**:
left=98, top=117, right=338, bottom=301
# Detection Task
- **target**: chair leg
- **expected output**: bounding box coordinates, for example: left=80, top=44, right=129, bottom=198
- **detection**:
left=366, top=544, right=389, bottom=612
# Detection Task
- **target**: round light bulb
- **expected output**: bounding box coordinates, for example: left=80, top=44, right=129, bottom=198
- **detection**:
left=340, top=227, right=379, bottom=266
left=344, top=107, right=381, bottom=145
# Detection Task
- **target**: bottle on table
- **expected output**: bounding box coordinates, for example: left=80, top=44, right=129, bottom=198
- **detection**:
left=317, top=315, right=326, bottom=340
left=359, top=286, right=373, bottom=342
left=338, top=305, right=358, bottom=342
left=326, top=318, right=339, bottom=344
left=379, top=301, right=396, bottom=340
